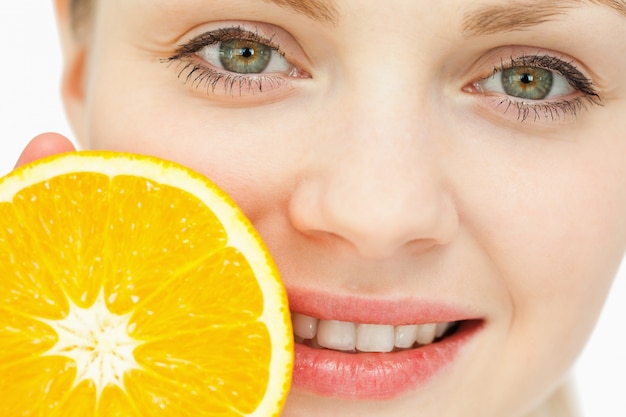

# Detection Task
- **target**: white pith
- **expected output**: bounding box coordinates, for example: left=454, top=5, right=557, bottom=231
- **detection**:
left=292, top=313, right=455, bottom=353
left=40, top=291, right=142, bottom=397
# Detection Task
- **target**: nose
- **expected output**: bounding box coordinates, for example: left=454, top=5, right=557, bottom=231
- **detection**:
left=288, top=100, right=459, bottom=260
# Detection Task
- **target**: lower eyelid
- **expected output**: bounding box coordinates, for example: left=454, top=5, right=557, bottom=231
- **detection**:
left=165, top=55, right=302, bottom=99
left=471, top=92, right=600, bottom=124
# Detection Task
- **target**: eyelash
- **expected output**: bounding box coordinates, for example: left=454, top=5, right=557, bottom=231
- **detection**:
left=164, top=27, right=293, bottom=96
left=481, top=54, right=602, bottom=122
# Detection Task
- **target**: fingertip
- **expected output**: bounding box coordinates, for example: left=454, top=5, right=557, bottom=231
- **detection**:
left=14, top=133, right=77, bottom=169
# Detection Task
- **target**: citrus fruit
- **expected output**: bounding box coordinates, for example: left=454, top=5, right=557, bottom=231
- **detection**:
left=0, top=151, right=293, bottom=416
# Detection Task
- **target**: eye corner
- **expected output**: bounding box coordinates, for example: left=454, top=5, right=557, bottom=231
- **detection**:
left=462, top=81, right=484, bottom=95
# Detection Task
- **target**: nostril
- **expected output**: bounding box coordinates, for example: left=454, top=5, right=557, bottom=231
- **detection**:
left=290, top=192, right=458, bottom=260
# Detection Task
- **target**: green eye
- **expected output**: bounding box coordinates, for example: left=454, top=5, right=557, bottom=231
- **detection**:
left=219, top=39, right=272, bottom=74
left=501, top=66, right=554, bottom=100
left=470, top=54, right=601, bottom=122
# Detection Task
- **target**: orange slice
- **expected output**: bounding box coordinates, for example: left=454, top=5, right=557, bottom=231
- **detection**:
left=0, top=151, right=292, bottom=416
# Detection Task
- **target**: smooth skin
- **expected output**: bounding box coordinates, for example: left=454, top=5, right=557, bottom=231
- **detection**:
left=16, top=0, right=626, bottom=416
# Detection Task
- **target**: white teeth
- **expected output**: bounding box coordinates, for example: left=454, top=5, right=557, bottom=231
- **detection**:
left=415, top=323, right=438, bottom=345
left=394, top=325, right=419, bottom=349
left=292, top=313, right=456, bottom=353
left=356, top=324, right=395, bottom=353
left=316, top=320, right=356, bottom=351
left=292, top=313, right=318, bottom=339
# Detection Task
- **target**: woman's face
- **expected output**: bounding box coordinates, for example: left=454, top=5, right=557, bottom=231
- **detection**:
left=63, top=0, right=626, bottom=416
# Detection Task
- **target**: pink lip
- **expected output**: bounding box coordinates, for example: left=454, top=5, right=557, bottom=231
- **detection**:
left=288, top=289, right=484, bottom=399
left=288, top=289, right=477, bottom=325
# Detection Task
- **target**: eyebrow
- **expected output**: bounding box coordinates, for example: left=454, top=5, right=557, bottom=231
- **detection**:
left=262, top=0, right=338, bottom=23
left=463, top=0, right=626, bottom=37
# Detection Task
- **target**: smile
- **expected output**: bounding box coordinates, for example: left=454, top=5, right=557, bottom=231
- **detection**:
left=292, top=313, right=458, bottom=353
left=287, top=290, right=483, bottom=400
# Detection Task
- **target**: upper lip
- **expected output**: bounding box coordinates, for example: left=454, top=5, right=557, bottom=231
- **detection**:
left=287, top=287, right=479, bottom=325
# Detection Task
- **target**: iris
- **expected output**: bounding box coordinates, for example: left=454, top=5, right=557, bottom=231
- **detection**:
left=502, top=66, right=554, bottom=100
left=219, top=39, right=272, bottom=74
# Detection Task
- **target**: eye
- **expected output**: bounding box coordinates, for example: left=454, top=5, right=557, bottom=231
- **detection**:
left=477, top=65, right=575, bottom=100
left=165, top=25, right=309, bottom=97
left=466, top=53, right=602, bottom=123
left=198, top=38, right=292, bottom=75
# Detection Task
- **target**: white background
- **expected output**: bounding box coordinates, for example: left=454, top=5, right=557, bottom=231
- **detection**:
left=1, top=2, right=624, bottom=416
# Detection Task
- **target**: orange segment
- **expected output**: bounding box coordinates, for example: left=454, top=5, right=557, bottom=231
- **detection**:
left=0, top=201, right=70, bottom=319
left=0, top=151, right=293, bottom=417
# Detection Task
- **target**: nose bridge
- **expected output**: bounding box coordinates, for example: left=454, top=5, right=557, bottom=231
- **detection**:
left=331, top=102, right=437, bottom=216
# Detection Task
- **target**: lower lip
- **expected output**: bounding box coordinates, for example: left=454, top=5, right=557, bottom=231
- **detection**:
left=291, top=320, right=482, bottom=400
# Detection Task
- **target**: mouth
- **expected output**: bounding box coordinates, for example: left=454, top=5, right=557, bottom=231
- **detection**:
left=287, top=292, right=483, bottom=400
left=292, top=312, right=460, bottom=353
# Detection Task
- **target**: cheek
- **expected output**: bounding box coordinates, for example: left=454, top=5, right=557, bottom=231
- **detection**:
left=477, top=140, right=626, bottom=367
left=84, top=62, right=308, bottom=221
left=447, top=132, right=626, bottom=414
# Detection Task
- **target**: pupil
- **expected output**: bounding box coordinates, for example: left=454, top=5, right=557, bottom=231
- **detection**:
left=241, top=48, right=254, bottom=59
left=520, top=73, right=534, bottom=84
